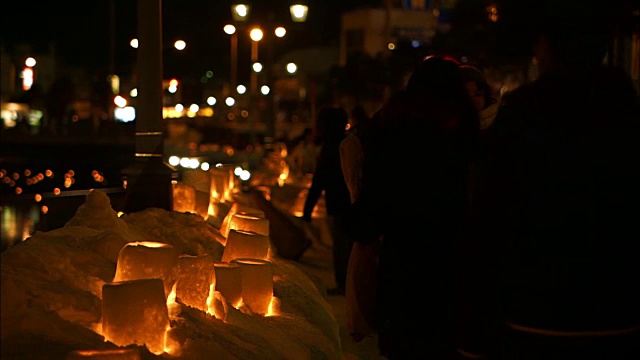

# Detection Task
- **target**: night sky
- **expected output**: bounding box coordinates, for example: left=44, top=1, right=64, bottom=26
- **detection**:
left=1, top=0, right=382, bottom=81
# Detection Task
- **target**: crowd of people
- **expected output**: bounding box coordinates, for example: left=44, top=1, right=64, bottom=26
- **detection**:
left=295, top=2, right=639, bottom=359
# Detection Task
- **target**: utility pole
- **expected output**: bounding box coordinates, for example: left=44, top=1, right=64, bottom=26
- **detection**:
left=122, top=0, right=173, bottom=213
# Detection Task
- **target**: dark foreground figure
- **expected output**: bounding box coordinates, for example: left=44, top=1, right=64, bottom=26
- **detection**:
left=467, top=1, right=640, bottom=359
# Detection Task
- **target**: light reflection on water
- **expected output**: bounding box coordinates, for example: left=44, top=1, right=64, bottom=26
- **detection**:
left=1, top=203, right=40, bottom=252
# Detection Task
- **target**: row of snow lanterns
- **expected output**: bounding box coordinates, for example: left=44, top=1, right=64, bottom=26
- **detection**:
left=87, top=187, right=276, bottom=357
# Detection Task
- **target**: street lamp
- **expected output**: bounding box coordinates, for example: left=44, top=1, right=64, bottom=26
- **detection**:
left=231, top=3, right=250, bottom=22
left=289, top=4, right=309, bottom=22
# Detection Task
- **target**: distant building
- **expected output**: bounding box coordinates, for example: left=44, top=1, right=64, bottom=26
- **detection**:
left=339, top=1, right=457, bottom=65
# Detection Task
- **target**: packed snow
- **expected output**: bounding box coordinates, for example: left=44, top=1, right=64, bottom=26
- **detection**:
left=1, top=189, right=342, bottom=359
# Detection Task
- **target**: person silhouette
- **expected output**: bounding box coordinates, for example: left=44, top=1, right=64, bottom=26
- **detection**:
left=302, top=106, right=353, bottom=296
left=472, top=1, right=640, bottom=358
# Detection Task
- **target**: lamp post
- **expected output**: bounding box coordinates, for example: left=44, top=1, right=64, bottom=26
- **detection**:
left=224, top=24, right=238, bottom=90
left=122, top=0, right=173, bottom=213
left=249, top=27, right=263, bottom=94
left=229, top=2, right=308, bottom=143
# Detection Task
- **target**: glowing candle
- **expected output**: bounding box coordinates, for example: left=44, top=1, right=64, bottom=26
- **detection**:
left=221, top=229, right=270, bottom=262
left=101, top=279, right=169, bottom=355
left=175, top=254, right=215, bottom=311
left=231, top=258, right=273, bottom=315
left=212, top=262, right=242, bottom=307
left=113, top=241, right=179, bottom=298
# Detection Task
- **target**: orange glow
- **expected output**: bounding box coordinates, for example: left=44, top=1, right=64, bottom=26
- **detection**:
left=41, top=206, right=48, bottom=214
left=45, top=169, right=53, bottom=177
left=169, top=78, right=179, bottom=88
left=15, top=187, right=22, bottom=195
left=37, top=173, right=44, bottom=180
left=34, top=194, right=42, bottom=202
left=24, top=169, right=31, bottom=176
left=11, top=173, right=19, bottom=180
left=53, top=188, right=61, bottom=195
left=66, top=348, right=141, bottom=359
left=68, top=170, right=75, bottom=176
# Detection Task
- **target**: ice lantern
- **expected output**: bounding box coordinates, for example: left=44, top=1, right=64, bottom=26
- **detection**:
left=172, top=183, right=196, bottom=214
left=113, top=241, right=180, bottom=297
left=212, top=262, right=242, bottom=307
left=181, top=168, right=211, bottom=219
left=175, top=254, right=215, bottom=311
left=221, top=229, right=270, bottom=262
left=219, top=202, right=265, bottom=239
left=101, top=278, right=169, bottom=355
left=231, top=258, right=273, bottom=315
left=228, top=213, right=270, bottom=239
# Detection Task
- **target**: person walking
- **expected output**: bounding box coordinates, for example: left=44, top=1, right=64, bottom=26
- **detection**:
left=340, top=105, right=381, bottom=342
left=302, top=106, right=353, bottom=296
left=472, top=1, right=640, bottom=359
left=349, top=55, right=481, bottom=358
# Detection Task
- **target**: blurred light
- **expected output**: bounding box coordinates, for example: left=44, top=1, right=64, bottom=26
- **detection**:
left=168, top=156, right=180, bottom=166
left=168, top=86, right=177, bottom=94
left=250, top=28, right=263, bottom=42
left=169, top=78, right=179, bottom=87
left=189, top=104, right=200, bottom=113
left=25, top=57, right=36, bottom=67
left=130, top=38, right=139, bottom=48
left=114, top=106, right=136, bottom=122
left=231, top=4, right=250, bottom=21
left=286, top=63, right=297, bottom=74
left=22, top=67, right=33, bottom=91
left=237, top=85, right=247, bottom=94
left=174, top=40, right=186, bottom=50
left=224, top=24, right=236, bottom=35
left=274, top=27, right=286, bottom=37
left=179, top=157, right=190, bottom=168
left=234, top=166, right=243, bottom=176
left=175, top=103, right=184, bottom=112
left=200, top=162, right=210, bottom=171
left=411, top=40, right=420, bottom=48
left=188, top=158, right=200, bottom=169
left=205, top=70, right=213, bottom=78
left=239, top=169, right=251, bottom=181
left=207, top=96, right=217, bottom=106
left=252, top=62, right=263, bottom=73
left=290, top=4, right=309, bottom=22
left=34, top=194, right=42, bottom=202
left=225, top=97, right=235, bottom=106
left=114, top=95, right=127, bottom=108
left=130, top=88, right=138, bottom=97
left=241, top=110, right=249, bottom=118
left=260, top=85, right=270, bottom=95
left=388, top=43, right=396, bottom=50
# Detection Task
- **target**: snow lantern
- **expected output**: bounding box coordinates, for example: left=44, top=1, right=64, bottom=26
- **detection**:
left=231, top=258, right=273, bottom=315
left=212, top=262, right=242, bottom=307
left=101, top=279, right=170, bottom=355
left=172, top=183, right=196, bottom=214
left=66, top=348, right=141, bottom=360
left=175, top=254, right=215, bottom=311
left=221, top=229, right=270, bottom=262
left=219, top=202, right=264, bottom=239
left=182, top=168, right=212, bottom=219
left=209, top=167, right=230, bottom=203
left=113, top=241, right=180, bottom=298
left=228, top=213, right=270, bottom=238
